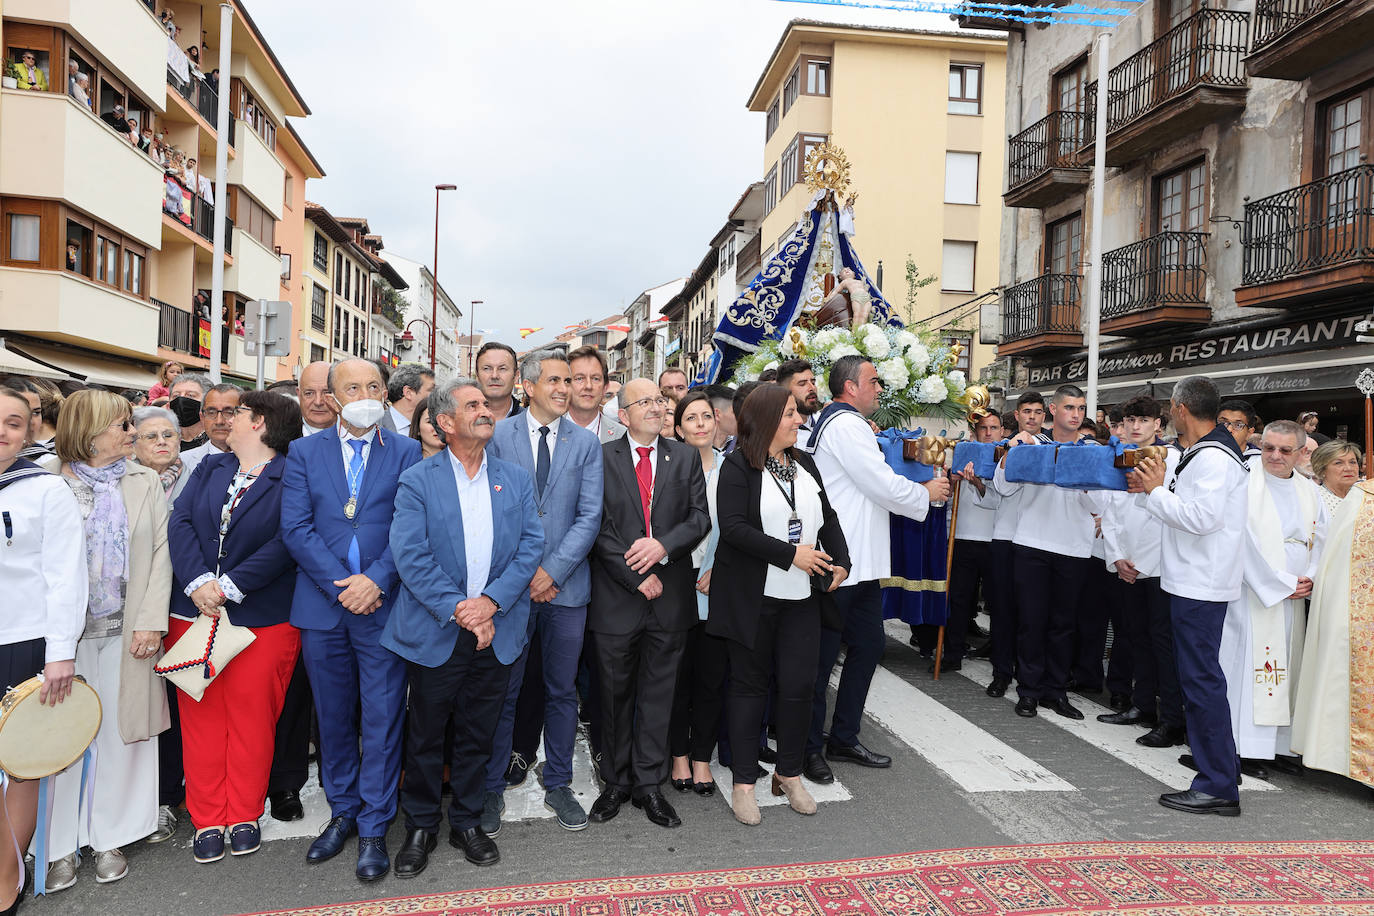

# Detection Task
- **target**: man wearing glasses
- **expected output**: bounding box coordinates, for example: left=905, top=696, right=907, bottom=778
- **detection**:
left=798, top=355, right=948, bottom=785
left=11, top=51, right=47, bottom=90
left=181, top=384, right=240, bottom=480
left=587, top=378, right=709, bottom=829
left=1219, top=419, right=1327, bottom=782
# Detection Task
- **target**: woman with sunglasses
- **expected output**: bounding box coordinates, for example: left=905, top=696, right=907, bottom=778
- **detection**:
left=45, top=390, right=171, bottom=893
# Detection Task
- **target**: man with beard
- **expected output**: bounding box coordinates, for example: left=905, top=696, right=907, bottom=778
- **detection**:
left=777, top=360, right=820, bottom=433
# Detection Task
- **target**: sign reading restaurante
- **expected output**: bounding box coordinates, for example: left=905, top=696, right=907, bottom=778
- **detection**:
left=1027, top=311, right=1369, bottom=387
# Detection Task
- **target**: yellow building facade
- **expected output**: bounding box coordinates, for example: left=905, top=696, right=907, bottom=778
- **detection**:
left=750, top=20, right=1006, bottom=378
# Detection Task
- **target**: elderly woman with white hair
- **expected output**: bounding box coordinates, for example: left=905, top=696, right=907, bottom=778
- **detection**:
left=132, top=406, right=191, bottom=505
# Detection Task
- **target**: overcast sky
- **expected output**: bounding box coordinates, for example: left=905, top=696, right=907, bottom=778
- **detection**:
left=251, top=0, right=957, bottom=351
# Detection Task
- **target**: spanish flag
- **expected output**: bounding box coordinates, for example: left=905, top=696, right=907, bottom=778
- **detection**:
left=518, top=327, right=543, bottom=339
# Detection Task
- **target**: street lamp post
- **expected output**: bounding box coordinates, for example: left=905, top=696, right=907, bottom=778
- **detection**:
left=469, top=300, right=483, bottom=376
left=432, top=184, right=457, bottom=371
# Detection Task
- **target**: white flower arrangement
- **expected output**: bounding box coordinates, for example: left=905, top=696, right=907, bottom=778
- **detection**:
left=729, top=320, right=968, bottom=426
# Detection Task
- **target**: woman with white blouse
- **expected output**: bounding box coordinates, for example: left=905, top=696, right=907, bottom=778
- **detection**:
left=0, top=388, right=87, bottom=913
left=708, top=386, right=850, bottom=826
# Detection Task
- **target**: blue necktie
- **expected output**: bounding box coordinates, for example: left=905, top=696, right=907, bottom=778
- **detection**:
left=347, top=439, right=365, bottom=575
left=536, top=426, right=551, bottom=497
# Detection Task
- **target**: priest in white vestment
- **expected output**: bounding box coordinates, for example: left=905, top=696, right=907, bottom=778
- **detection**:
left=1221, top=420, right=1327, bottom=769
left=1292, top=479, right=1374, bottom=788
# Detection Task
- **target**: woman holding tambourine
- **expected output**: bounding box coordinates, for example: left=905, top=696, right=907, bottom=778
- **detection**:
left=167, top=391, right=302, bottom=865
left=0, top=388, right=88, bottom=913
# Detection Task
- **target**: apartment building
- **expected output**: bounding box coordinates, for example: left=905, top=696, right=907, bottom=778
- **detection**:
left=0, top=0, right=311, bottom=386
left=626, top=277, right=685, bottom=380
left=278, top=122, right=325, bottom=377
left=966, top=0, right=1374, bottom=437
left=303, top=205, right=407, bottom=366
left=383, top=252, right=463, bottom=377
left=748, top=19, right=1007, bottom=380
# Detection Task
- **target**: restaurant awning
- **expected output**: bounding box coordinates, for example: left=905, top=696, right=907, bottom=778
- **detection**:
left=7, top=341, right=158, bottom=390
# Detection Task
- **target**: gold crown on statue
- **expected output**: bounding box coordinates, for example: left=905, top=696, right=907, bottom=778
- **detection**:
left=803, top=141, right=852, bottom=197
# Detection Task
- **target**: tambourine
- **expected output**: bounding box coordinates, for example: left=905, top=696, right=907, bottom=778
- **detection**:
left=0, top=676, right=101, bottom=780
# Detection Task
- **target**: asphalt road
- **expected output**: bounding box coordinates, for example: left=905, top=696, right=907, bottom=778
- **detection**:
left=31, top=622, right=1374, bottom=915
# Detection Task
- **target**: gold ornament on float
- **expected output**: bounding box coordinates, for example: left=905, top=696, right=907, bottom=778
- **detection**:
left=803, top=141, right=853, bottom=198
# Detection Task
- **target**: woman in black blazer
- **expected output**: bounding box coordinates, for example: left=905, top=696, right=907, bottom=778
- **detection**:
left=707, top=385, right=849, bottom=826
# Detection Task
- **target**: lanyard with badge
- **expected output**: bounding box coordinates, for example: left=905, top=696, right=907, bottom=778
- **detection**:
left=767, top=465, right=803, bottom=545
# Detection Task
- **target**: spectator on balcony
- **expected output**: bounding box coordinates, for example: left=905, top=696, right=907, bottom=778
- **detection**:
left=70, top=72, right=91, bottom=108
left=187, top=158, right=213, bottom=206
left=126, top=118, right=141, bottom=146
left=10, top=51, right=47, bottom=91
left=185, top=45, right=204, bottom=80
left=66, top=242, right=80, bottom=272
left=159, top=9, right=176, bottom=38
left=206, top=68, right=220, bottom=94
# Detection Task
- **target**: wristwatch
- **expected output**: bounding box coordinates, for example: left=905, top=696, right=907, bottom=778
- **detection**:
left=483, top=594, right=502, bottom=614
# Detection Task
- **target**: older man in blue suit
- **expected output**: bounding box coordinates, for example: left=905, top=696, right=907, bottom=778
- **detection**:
left=383, top=377, right=543, bottom=875
left=481, top=349, right=602, bottom=836
left=280, top=358, right=421, bottom=882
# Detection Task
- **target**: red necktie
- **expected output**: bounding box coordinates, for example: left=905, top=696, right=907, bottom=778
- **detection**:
left=635, top=446, right=653, bottom=536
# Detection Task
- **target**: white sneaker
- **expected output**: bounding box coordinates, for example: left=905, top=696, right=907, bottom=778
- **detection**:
left=93, top=848, right=128, bottom=883
left=147, top=805, right=177, bottom=844
left=45, top=853, right=78, bottom=893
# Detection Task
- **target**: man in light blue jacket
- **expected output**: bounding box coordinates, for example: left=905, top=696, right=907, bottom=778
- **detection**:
left=482, top=349, right=603, bottom=835
left=382, top=377, right=543, bottom=873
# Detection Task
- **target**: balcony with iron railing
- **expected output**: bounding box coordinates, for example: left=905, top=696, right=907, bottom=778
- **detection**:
left=1005, top=110, right=1092, bottom=209
left=1236, top=164, right=1374, bottom=308
left=1246, top=0, right=1374, bottom=79
left=156, top=297, right=195, bottom=354
left=165, top=65, right=236, bottom=147
left=1099, top=231, right=1211, bottom=334
left=162, top=186, right=234, bottom=255
left=998, top=273, right=1084, bottom=356
left=1082, top=10, right=1250, bottom=166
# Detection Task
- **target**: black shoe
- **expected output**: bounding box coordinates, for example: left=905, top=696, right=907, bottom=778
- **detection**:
left=825, top=740, right=891, bottom=768
left=803, top=752, right=834, bottom=785
left=1159, top=789, right=1240, bottom=817
left=504, top=752, right=533, bottom=788
left=632, top=791, right=682, bottom=828
left=393, top=829, right=436, bottom=879
left=449, top=826, right=500, bottom=866
left=758, top=744, right=778, bottom=764
left=268, top=790, right=304, bottom=822
left=986, top=676, right=1010, bottom=698
left=1137, top=724, right=1186, bottom=747
left=355, top=836, right=388, bottom=882
left=588, top=787, right=630, bottom=823
left=1042, top=697, right=1085, bottom=720
left=1097, top=706, right=1157, bottom=726
left=691, top=780, right=717, bottom=797
left=1015, top=696, right=1038, bottom=718
left=1109, top=693, right=1131, bottom=712
left=306, top=816, right=356, bottom=863
left=670, top=776, right=693, bottom=792
left=1239, top=758, right=1271, bottom=781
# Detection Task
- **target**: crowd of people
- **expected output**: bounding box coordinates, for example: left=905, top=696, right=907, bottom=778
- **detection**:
left=0, top=341, right=1369, bottom=914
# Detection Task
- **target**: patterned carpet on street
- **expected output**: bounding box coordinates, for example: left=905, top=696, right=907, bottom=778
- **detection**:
left=241, top=841, right=1374, bottom=915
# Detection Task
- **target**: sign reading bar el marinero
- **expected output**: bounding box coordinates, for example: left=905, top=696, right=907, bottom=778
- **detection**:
left=1027, top=312, right=1368, bottom=387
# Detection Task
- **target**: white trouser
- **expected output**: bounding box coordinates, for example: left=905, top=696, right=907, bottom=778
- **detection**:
left=44, top=635, right=158, bottom=861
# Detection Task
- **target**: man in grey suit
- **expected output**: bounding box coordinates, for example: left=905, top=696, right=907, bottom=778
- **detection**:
left=568, top=346, right=625, bottom=443
left=482, top=349, right=604, bottom=834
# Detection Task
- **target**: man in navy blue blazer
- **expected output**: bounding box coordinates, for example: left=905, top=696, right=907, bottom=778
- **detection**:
left=481, top=349, right=603, bottom=836
left=280, top=358, right=421, bottom=882
left=383, top=377, right=543, bottom=875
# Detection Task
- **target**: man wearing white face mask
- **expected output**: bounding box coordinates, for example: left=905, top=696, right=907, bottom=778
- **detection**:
left=280, top=358, right=422, bottom=881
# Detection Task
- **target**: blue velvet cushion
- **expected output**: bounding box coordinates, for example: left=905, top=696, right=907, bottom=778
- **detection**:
left=1054, top=441, right=1128, bottom=491
left=1003, top=442, right=1059, bottom=484
left=878, top=428, right=934, bottom=483
left=951, top=440, right=1000, bottom=480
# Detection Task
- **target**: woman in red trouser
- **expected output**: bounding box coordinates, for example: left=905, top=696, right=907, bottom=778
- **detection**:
left=167, top=391, right=303, bottom=863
